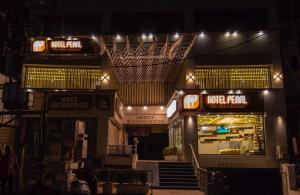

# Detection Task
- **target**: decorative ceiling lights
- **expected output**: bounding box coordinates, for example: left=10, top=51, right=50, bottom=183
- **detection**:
left=98, top=33, right=197, bottom=82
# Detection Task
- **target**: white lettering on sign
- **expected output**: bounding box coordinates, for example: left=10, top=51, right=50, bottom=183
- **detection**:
left=124, top=115, right=168, bottom=125
left=50, top=40, right=82, bottom=50
left=206, top=95, right=248, bottom=105
left=167, top=100, right=177, bottom=118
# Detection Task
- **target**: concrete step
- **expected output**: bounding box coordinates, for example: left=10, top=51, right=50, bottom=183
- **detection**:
left=160, top=182, right=199, bottom=187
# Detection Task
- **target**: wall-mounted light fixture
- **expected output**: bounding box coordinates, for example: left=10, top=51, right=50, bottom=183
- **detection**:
left=186, top=73, right=196, bottom=82
left=127, top=106, right=133, bottom=111
left=101, top=73, right=110, bottom=82
left=273, top=72, right=283, bottom=81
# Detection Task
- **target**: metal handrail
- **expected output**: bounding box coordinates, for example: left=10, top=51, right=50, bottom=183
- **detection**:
left=189, top=144, right=208, bottom=194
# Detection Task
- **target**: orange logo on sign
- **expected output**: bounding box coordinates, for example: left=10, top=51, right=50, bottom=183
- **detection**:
left=32, top=40, right=46, bottom=52
left=183, top=94, right=200, bottom=110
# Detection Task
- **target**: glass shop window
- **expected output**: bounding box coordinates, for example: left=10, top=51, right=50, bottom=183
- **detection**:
left=169, top=120, right=184, bottom=153
left=198, top=114, right=265, bottom=155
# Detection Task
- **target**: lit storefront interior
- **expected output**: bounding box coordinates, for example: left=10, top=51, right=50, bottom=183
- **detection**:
left=197, top=114, right=265, bottom=155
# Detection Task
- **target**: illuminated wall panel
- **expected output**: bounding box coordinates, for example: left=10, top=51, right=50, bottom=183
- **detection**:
left=24, top=65, right=102, bottom=89
left=194, top=67, right=271, bottom=89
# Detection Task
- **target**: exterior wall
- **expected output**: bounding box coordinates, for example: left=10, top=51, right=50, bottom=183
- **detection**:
left=175, top=31, right=284, bottom=90
left=27, top=0, right=276, bottom=35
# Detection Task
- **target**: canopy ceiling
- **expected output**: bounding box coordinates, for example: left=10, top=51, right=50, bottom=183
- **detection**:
left=98, top=33, right=196, bottom=82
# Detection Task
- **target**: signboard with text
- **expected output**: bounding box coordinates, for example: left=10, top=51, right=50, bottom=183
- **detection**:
left=31, top=38, right=97, bottom=54
left=49, top=40, right=83, bottom=52
left=47, top=92, right=114, bottom=112
left=48, top=95, right=93, bottom=110
left=202, top=92, right=264, bottom=112
left=124, top=115, right=168, bottom=125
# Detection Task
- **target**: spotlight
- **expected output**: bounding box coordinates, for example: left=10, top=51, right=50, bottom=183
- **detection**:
left=142, top=33, right=147, bottom=39
left=225, top=32, right=230, bottom=37
left=263, top=89, right=269, bottom=95
left=199, top=32, right=205, bottom=38
left=143, top=106, right=148, bottom=110
left=174, top=33, right=180, bottom=39
left=232, top=31, right=238, bottom=37
left=149, top=33, right=154, bottom=39
left=258, top=31, right=264, bottom=36
left=160, top=106, right=164, bottom=110
left=127, top=106, right=133, bottom=111
left=116, top=34, right=122, bottom=40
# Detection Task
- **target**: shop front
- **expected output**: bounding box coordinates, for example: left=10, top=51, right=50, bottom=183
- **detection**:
left=167, top=89, right=287, bottom=168
left=23, top=90, right=125, bottom=161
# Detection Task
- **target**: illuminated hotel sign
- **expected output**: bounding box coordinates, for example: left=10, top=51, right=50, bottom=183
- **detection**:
left=49, top=40, right=82, bottom=51
left=31, top=37, right=97, bottom=54
left=203, top=94, right=248, bottom=109
left=183, top=94, right=200, bottom=110
left=167, top=100, right=177, bottom=118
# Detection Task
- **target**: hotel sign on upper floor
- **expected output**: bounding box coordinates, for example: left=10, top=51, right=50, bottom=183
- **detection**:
left=31, top=37, right=97, bottom=54
left=49, top=40, right=83, bottom=51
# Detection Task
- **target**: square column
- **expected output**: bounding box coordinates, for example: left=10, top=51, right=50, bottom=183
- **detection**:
left=183, top=116, right=198, bottom=162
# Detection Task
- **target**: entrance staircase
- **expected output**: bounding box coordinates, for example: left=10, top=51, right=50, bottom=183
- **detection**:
left=158, top=162, right=199, bottom=189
